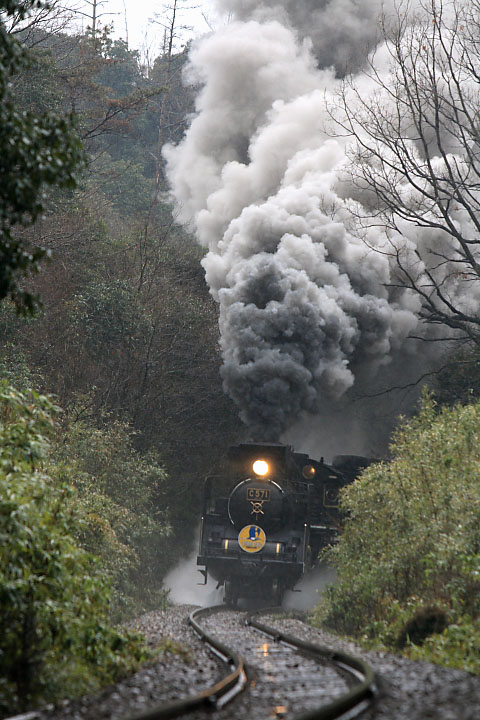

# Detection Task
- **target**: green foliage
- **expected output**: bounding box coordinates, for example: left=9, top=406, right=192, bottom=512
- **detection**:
left=407, top=617, right=480, bottom=674
left=0, top=11, right=239, bottom=714
left=71, top=279, right=149, bottom=354
left=92, top=157, right=153, bottom=216
left=0, top=1, right=83, bottom=312
left=0, top=5, right=242, bottom=577
left=10, top=43, right=64, bottom=116
left=0, top=383, right=148, bottom=715
left=0, top=339, right=42, bottom=391
left=49, top=407, right=171, bottom=615
left=1, top=210, right=242, bottom=559
left=316, top=393, right=480, bottom=672
left=434, top=344, right=480, bottom=407
left=96, top=39, right=144, bottom=98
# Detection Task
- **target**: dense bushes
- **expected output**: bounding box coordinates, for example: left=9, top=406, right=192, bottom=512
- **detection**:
left=0, top=5, right=243, bottom=570
left=50, top=408, right=171, bottom=615
left=0, top=7, right=238, bottom=715
left=4, top=209, right=242, bottom=559
left=0, top=383, right=150, bottom=715
left=316, top=394, right=480, bottom=673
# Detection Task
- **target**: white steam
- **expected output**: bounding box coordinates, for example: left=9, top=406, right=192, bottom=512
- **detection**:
left=283, top=562, right=337, bottom=611
left=163, top=548, right=223, bottom=606
left=165, top=3, right=472, bottom=453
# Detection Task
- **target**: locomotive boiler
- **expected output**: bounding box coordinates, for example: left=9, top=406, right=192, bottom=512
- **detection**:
left=197, top=442, right=370, bottom=605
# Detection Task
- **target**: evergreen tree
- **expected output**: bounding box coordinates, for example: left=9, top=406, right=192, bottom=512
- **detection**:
left=0, top=0, right=82, bottom=312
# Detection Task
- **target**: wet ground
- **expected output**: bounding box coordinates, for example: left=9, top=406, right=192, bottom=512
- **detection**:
left=17, top=604, right=480, bottom=720
left=192, top=609, right=350, bottom=719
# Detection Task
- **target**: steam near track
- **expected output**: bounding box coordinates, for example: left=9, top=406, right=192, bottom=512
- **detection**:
left=165, top=0, right=475, bottom=455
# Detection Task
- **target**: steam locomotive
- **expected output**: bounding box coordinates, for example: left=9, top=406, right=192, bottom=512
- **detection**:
left=197, top=442, right=372, bottom=605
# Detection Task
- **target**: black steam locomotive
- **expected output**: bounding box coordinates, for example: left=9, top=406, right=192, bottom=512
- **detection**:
left=197, top=442, right=371, bottom=605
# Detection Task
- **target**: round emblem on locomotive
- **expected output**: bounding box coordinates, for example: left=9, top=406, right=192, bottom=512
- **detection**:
left=238, top=525, right=266, bottom=553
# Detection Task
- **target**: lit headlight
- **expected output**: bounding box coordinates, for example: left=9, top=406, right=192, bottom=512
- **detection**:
left=302, top=464, right=316, bottom=479
left=252, top=459, right=269, bottom=476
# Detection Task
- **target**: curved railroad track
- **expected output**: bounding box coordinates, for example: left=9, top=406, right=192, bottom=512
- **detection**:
left=122, top=605, right=376, bottom=720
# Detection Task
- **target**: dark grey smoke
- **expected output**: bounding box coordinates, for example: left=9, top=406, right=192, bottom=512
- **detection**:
left=215, top=0, right=388, bottom=74
left=165, top=3, right=471, bottom=453
left=216, top=198, right=419, bottom=441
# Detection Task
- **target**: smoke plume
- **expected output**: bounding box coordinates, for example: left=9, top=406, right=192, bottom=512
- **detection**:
left=215, top=0, right=389, bottom=73
left=165, top=2, right=469, bottom=454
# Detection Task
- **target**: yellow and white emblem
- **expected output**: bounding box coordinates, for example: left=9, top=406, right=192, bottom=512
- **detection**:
left=238, top=525, right=266, bottom=553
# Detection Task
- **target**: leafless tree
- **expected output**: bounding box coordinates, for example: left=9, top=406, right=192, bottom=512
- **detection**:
left=333, top=0, right=480, bottom=344
left=149, top=0, right=193, bottom=196
left=2, top=0, right=80, bottom=46
left=135, top=0, right=194, bottom=283
left=74, top=0, right=117, bottom=38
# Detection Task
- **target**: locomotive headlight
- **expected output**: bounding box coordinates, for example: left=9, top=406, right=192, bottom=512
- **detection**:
left=252, top=459, right=269, bottom=476
left=302, top=464, right=316, bottom=479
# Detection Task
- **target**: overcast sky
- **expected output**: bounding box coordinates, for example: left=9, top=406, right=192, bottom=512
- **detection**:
left=77, top=0, right=220, bottom=54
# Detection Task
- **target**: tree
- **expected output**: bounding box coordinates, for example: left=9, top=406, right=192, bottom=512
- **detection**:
left=318, top=393, right=480, bottom=673
left=3, top=0, right=76, bottom=46
left=149, top=0, right=194, bottom=214
left=74, top=0, right=117, bottom=40
left=0, top=383, right=148, bottom=714
left=0, top=3, right=242, bottom=562
left=0, top=0, right=82, bottom=312
left=333, top=0, right=480, bottom=344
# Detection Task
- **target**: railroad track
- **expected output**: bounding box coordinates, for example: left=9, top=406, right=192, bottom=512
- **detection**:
left=123, top=605, right=376, bottom=720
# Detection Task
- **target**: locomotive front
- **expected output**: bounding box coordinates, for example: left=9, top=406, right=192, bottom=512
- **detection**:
left=197, top=443, right=311, bottom=605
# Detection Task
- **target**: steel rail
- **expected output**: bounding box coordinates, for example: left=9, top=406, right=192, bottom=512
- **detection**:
left=121, top=605, right=248, bottom=720
left=8, top=606, right=375, bottom=720
left=246, top=608, right=377, bottom=720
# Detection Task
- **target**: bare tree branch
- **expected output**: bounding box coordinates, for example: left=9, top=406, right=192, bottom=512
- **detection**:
left=329, top=0, right=480, bottom=344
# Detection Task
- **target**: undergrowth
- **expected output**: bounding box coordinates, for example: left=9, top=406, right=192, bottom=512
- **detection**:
left=312, top=393, right=480, bottom=674
left=0, top=383, right=152, bottom=716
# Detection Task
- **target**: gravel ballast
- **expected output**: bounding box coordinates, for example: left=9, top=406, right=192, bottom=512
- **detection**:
left=261, top=614, right=480, bottom=720
left=15, top=604, right=480, bottom=720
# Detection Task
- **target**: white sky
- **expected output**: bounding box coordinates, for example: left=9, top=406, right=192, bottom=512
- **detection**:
left=76, top=0, right=221, bottom=54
